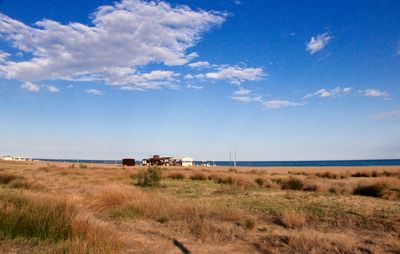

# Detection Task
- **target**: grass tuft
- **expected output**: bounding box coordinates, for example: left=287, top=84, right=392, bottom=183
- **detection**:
left=136, top=167, right=162, bottom=187
left=190, top=173, right=207, bottom=181
left=281, top=177, right=304, bottom=190
left=279, top=209, right=306, bottom=229
left=167, top=172, right=186, bottom=180
left=0, top=173, right=22, bottom=185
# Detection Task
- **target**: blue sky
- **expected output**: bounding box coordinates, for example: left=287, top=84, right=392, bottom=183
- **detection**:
left=0, top=0, right=399, bottom=160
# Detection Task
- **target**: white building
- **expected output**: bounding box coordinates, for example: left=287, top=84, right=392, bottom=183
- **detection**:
left=13, top=156, right=33, bottom=161
left=181, top=157, right=194, bottom=167
left=1, top=155, right=13, bottom=161
left=1, top=156, right=32, bottom=161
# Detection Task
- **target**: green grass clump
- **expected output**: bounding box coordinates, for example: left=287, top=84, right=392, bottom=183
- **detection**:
left=0, top=190, right=76, bottom=242
left=136, top=167, right=162, bottom=187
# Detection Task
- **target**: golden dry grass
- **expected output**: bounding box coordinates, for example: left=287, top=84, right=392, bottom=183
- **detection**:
left=280, top=209, right=306, bottom=229
left=0, top=160, right=399, bottom=253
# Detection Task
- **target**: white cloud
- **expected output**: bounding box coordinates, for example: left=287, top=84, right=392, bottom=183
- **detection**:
left=361, top=89, right=389, bottom=99
left=85, top=89, right=103, bottom=96
left=0, top=0, right=225, bottom=90
left=306, top=33, right=331, bottom=54
left=263, top=100, right=302, bottom=109
left=205, top=66, right=264, bottom=84
left=370, top=110, right=400, bottom=120
left=232, top=95, right=252, bottom=103
left=46, top=85, right=60, bottom=93
left=184, top=74, right=194, bottom=80
left=186, top=84, right=203, bottom=90
left=188, top=61, right=210, bottom=69
left=231, top=88, right=261, bottom=103
left=234, top=88, right=251, bottom=96
left=21, top=81, right=39, bottom=92
left=0, top=51, right=10, bottom=62
left=304, top=87, right=352, bottom=99
left=231, top=88, right=301, bottom=109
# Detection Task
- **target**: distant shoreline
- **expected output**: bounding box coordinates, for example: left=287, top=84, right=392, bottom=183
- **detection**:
left=32, top=158, right=400, bottom=167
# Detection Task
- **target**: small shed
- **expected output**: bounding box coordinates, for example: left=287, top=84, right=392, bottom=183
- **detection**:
left=122, top=158, right=136, bottom=166
left=181, top=157, right=194, bottom=167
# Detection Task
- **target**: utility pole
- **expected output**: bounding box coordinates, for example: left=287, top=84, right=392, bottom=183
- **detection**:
left=234, top=149, right=237, bottom=167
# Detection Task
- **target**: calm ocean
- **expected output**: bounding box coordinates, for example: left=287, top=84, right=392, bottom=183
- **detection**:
left=36, top=158, right=400, bottom=167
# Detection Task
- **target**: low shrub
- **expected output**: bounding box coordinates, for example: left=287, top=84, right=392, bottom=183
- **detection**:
left=281, top=177, right=304, bottom=190
left=79, top=164, right=87, bottom=169
left=303, top=184, right=319, bottom=192
left=316, top=172, right=338, bottom=179
left=0, top=173, right=22, bottom=185
left=167, top=172, right=186, bottom=180
left=271, top=178, right=283, bottom=185
left=254, top=177, right=264, bottom=187
left=353, top=183, right=386, bottom=198
left=244, top=218, right=255, bottom=230
left=156, top=217, right=168, bottom=224
left=136, top=167, right=162, bottom=187
left=190, top=173, right=207, bottom=181
left=214, top=176, right=254, bottom=188
left=8, top=178, right=44, bottom=190
left=351, top=172, right=370, bottom=177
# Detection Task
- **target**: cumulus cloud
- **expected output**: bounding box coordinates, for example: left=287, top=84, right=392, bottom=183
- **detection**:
left=85, top=89, right=103, bottom=96
left=0, top=0, right=225, bottom=90
left=306, top=33, right=331, bottom=54
left=21, top=81, right=39, bottom=92
left=205, top=66, right=264, bottom=84
left=304, top=87, right=352, bottom=99
left=188, top=61, right=211, bottom=69
left=370, top=110, right=400, bottom=120
left=47, top=85, right=60, bottom=93
left=361, top=89, right=389, bottom=99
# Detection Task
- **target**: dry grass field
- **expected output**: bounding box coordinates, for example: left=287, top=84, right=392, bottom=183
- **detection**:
left=0, top=161, right=399, bottom=253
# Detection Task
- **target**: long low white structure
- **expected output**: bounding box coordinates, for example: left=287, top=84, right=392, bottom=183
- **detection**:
left=1, top=156, right=32, bottom=161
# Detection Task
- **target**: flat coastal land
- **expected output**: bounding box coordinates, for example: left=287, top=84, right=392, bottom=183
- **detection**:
left=0, top=160, right=399, bottom=253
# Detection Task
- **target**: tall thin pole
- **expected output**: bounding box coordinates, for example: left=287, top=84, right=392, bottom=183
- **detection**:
left=229, top=152, right=232, bottom=167
left=234, top=149, right=237, bottom=167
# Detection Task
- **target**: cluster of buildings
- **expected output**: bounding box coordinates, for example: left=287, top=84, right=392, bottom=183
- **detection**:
left=139, top=155, right=194, bottom=167
left=1, top=154, right=195, bottom=167
left=1, top=155, right=33, bottom=161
